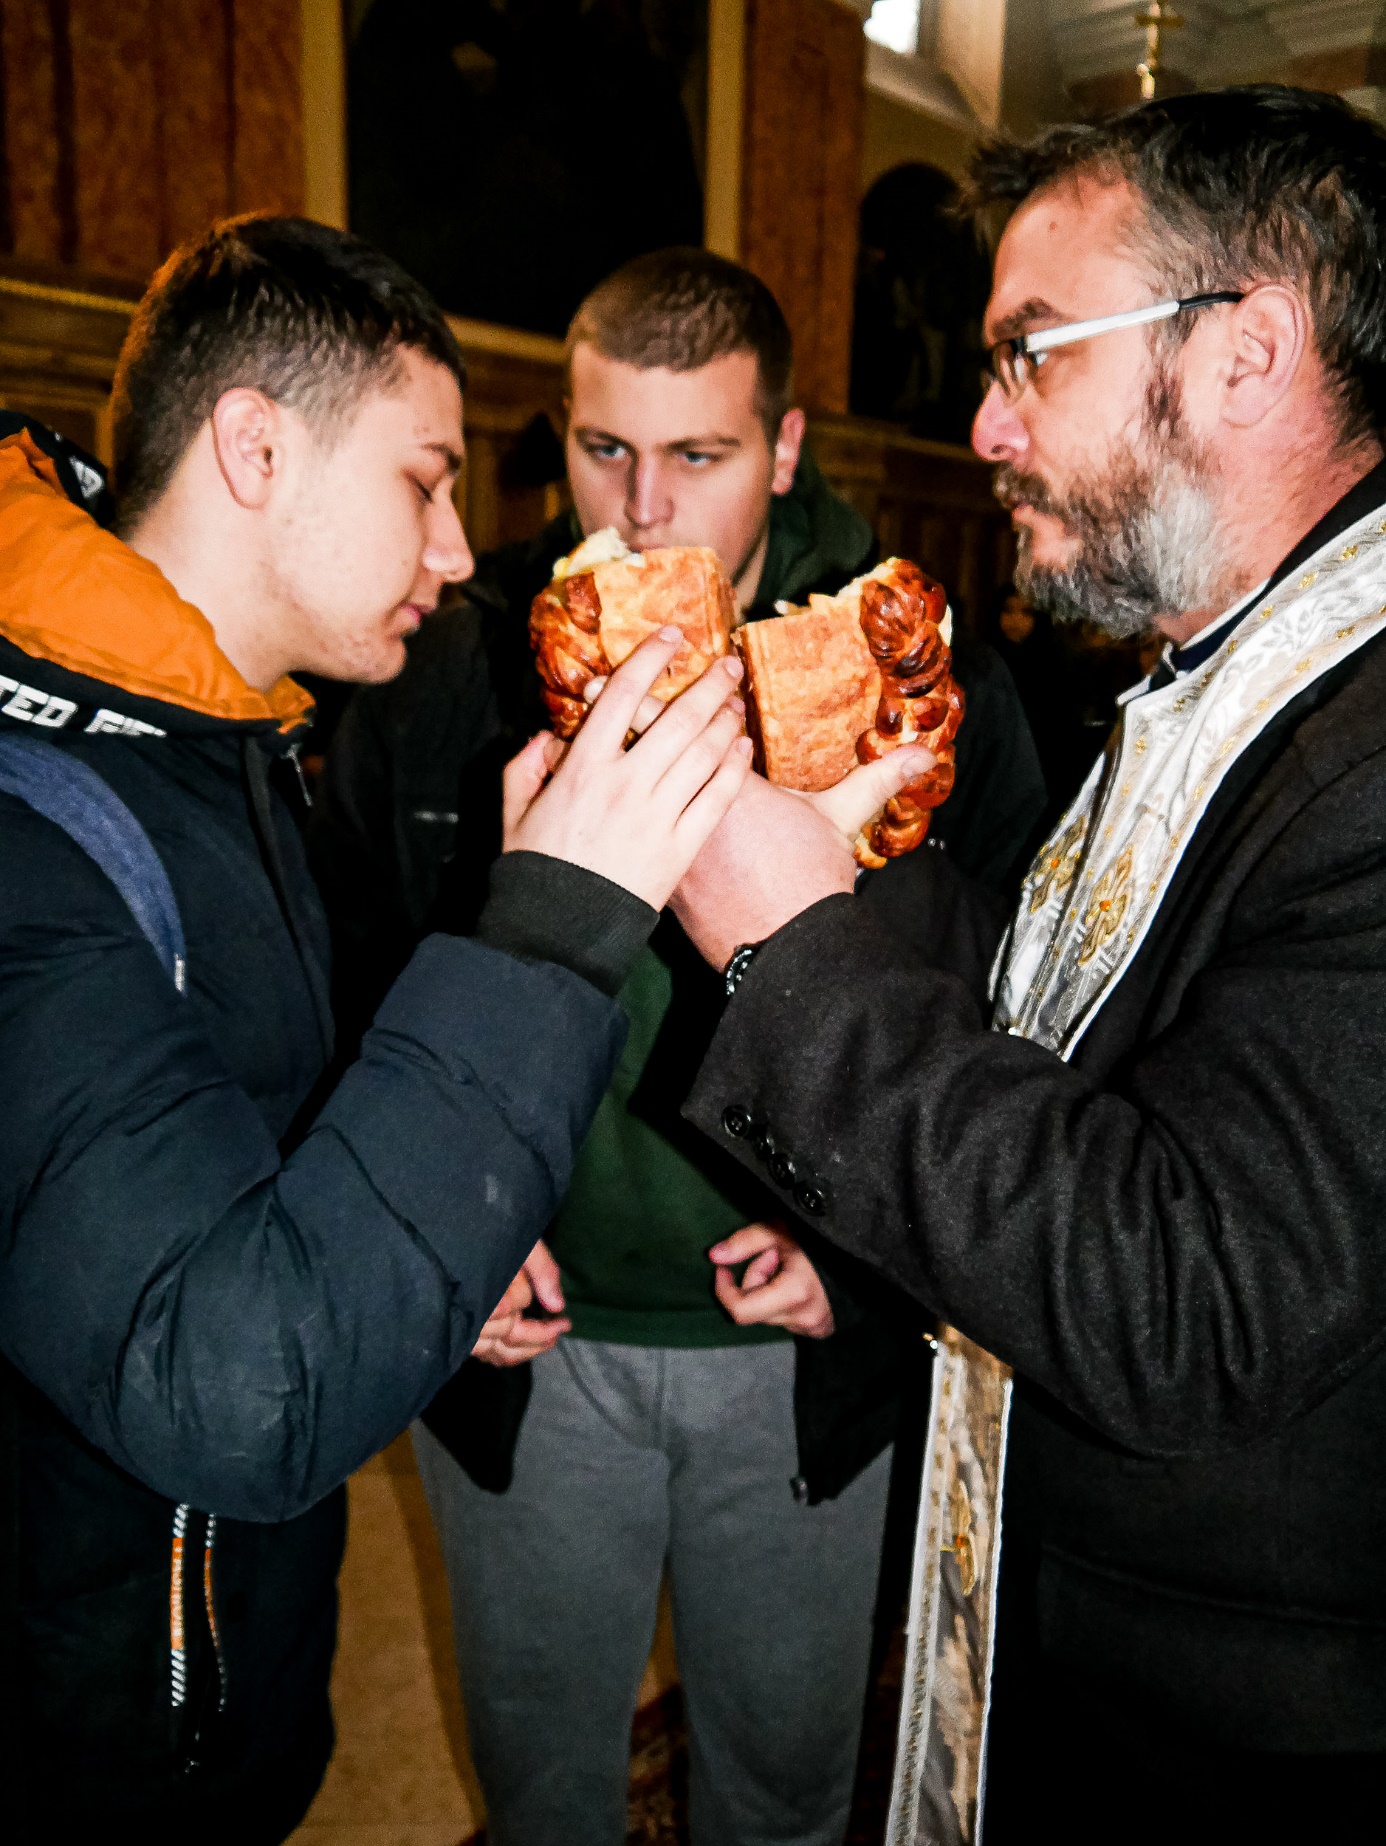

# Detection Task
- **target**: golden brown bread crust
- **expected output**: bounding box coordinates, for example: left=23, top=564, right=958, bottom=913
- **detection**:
left=733, top=608, right=879, bottom=792
left=853, top=562, right=964, bottom=866
left=529, top=573, right=606, bottom=739
left=530, top=544, right=735, bottom=739
left=736, top=557, right=963, bottom=865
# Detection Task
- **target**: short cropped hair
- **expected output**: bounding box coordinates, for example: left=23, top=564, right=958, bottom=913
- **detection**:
left=565, top=248, right=795, bottom=445
left=111, top=214, right=466, bottom=531
left=964, top=85, right=1386, bottom=443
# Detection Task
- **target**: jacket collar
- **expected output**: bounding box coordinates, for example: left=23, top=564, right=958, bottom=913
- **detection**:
left=0, top=429, right=312, bottom=741
left=1259, top=453, right=1386, bottom=599
left=750, top=449, right=875, bottom=613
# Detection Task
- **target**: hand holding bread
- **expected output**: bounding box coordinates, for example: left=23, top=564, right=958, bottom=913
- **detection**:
left=530, top=531, right=963, bottom=870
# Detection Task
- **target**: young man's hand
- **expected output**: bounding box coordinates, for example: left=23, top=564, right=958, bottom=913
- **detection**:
left=709, top=1222, right=835, bottom=1339
left=471, top=1240, right=570, bottom=1367
left=503, top=629, right=753, bottom=910
left=670, top=746, right=934, bottom=971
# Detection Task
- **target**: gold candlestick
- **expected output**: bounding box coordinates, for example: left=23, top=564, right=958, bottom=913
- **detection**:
left=1135, top=2, right=1184, bottom=100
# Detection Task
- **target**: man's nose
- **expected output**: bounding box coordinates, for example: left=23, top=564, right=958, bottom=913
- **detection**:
left=625, top=457, right=673, bottom=533
left=972, top=381, right=1029, bottom=465
left=424, top=493, right=474, bottom=584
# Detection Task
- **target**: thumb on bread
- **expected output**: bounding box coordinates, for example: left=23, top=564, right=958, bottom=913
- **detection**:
left=807, top=746, right=935, bottom=843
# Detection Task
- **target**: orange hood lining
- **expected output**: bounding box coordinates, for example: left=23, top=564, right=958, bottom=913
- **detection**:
left=0, top=432, right=312, bottom=732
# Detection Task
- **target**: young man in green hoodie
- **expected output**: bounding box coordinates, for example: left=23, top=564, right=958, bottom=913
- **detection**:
left=310, top=248, right=1045, bottom=1846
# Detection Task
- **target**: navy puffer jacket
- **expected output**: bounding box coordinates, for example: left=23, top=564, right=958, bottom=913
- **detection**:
left=0, top=419, right=644, bottom=1837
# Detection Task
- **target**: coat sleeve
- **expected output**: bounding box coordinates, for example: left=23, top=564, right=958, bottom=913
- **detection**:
left=0, top=813, right=639, bottom=1522
left=684, top=749, right=1386, bottom=1459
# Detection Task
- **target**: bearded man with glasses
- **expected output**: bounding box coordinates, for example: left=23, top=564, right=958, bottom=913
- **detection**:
left=649, top=85, right=1386, bottom=1843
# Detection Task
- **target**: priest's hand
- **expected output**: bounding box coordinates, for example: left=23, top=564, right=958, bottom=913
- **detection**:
left=670, top=746, right=934, bottom=972
left=471, top=1240, right=570, bottom=1366
left=709, top=1223, right=835, bottom=1339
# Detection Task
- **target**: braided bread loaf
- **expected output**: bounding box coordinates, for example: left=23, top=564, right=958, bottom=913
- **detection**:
left=530, top=528, right=735, bottom=739
left=852, top=559, right=963, bottom=867
left=735, top=557, right=963, bottom=867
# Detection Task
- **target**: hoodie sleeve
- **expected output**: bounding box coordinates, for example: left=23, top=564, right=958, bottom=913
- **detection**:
left=0, top=798, right=634, bottom=1522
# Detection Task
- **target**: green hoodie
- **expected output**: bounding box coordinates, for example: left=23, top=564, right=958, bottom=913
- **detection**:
left=551, top=454, right=874, bottom=1346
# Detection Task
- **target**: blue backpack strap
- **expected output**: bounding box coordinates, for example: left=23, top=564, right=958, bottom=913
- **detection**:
left=0, top=734, right=186, bottom=992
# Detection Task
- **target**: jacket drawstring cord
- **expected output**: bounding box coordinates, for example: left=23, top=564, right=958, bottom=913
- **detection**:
left=170, top=1502, right=189, bottom=1708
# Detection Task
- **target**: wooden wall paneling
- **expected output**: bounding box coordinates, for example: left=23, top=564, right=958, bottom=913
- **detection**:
left=448, top=322, right=569, bottom=557
left=154, top=0, right=233, bottom=252
left=0, top=273, right=133, bottom=459
left=2, top=1, right=63, bottom=263
left=808, top=412, right=1013, bottom=634
left=68, top=0, right=162, bottom=279
left=231, top=0, right=304, bottom=216
left=740, top=0, right=864, bottom=414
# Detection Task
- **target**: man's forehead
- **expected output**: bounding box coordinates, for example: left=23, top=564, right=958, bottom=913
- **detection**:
left=370, top=347, right=464, bottom=462
left=568, top=343, right=761, bottom=444
left=985, top=175, right=1146, bottom=342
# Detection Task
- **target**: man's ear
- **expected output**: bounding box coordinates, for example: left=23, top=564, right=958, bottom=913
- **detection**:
left=209, top=388, right=284, bottom=509
left=1220, top=286, right=1309, bottom=429
left=770, top=407, right=806, bottom=496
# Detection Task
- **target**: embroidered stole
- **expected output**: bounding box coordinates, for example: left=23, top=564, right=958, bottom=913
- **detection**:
left=886, top=505, right=1386, bottom=1846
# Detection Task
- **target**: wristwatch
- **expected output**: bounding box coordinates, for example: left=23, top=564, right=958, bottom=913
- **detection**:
left=723, top=942, right=761, bottom=998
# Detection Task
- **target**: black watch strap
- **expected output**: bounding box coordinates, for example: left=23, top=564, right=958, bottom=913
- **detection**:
left=723, top=942, right=761, bottom=997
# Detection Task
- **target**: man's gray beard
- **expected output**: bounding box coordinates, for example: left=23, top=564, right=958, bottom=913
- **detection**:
left=1006, top=436, right=1227, bottom=642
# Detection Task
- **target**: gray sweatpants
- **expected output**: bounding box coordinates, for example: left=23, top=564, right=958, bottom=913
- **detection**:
left=413, top=1337, right=892, bottom=1846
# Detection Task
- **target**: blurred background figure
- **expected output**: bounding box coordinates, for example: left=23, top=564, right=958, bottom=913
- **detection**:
left=850, top=161, right=990, bottom=444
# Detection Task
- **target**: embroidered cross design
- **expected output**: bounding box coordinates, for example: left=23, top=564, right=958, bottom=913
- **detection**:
left=1028, top=818, right=1087, bottom=914
left=1077, top=846, right=1134, bottom=965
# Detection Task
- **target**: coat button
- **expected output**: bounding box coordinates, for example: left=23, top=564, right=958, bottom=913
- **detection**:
left=794, top=1180, right=827, bottom=1216
left=790, top=1475, right=810, bottom=1504
left=750, top=1125, right=776, bottom=1161
left=722, top=1104, right=753, bottom=1139
left=768, top=1150, right=796, bottom=1188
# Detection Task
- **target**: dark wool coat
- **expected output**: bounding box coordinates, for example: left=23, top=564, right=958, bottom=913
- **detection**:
left=683, top=463, right=1386, bottom=1751
left=0, top=421, right=640, bottom=1837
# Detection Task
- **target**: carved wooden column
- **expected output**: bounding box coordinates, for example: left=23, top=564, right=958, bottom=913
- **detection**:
left=738, top=0, right=866, bottom=414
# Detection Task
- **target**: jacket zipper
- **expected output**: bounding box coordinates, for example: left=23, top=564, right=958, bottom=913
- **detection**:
left=287, top=742, right=312, bottom=810
left=243, top=740, right=334, bottom=1058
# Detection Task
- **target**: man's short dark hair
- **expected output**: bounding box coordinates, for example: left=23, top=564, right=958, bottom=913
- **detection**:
left=565, top=248, right=795, bottom=445
left=111, top=215, right=467, bottom=531
left=965, top=85, right=1386, bottom=443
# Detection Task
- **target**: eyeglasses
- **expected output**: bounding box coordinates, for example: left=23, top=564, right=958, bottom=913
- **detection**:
left=985, top=292, right=1246, bottom=403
